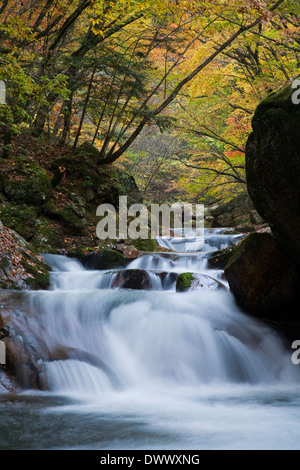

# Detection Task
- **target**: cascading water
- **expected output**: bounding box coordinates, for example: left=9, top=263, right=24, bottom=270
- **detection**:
left=1, top=228, right=300, bottom=450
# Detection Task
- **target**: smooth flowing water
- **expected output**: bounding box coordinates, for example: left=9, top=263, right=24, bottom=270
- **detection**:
left=1, top=228, right=300, bottom=450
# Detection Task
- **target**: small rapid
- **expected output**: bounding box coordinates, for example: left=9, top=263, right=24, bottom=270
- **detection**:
left=1, top=228, right=300, bottom=450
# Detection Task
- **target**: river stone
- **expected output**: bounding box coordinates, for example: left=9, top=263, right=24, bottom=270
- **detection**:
left=224, top=232, right=300, bottom=321
left=122, top=245, right=142, bottom=260
left=176, top=272, right=225, bottom=292
left=246, top=78, right=300, bottom=266
left=112, top=269, right=152, bottom=290
left=80, top=249, right=126, bottom=270
left=207, top=245, right=239, bottom=270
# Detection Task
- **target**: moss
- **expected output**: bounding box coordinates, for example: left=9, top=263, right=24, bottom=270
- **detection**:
left=0, top=257, right=9, bottom=269
left=176, top=272, right=194, bottom=292
left=207, top=244, right=240, bottom=270
left=82, top=248, right=127, bottom=270
left=254, top=78, right=300, bottom=121
left=0, top=203, right=38, bottom=239
left=66, top=246, right=95, bottom=260
left=224, top=233, right=256, bottom=271
left=22, top=259, right=50, bottom=290
left=0, top=279, right=8, bottom=289
left=130, top=238, right=156, bottom=252
left=42, top=198, right=58, bottom=216
left=31, top=217, right=64, bottom=253
left=2, top=162, right=52, bottom=206
left=0, top=278, right=22, bottom=290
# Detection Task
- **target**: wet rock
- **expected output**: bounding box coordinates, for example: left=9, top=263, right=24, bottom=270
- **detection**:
left=0, top=295, right=49, bottom=390
left=234, top=224, right=255, bottom=233
left=176, top=272, right=225, bottom=292
left=207, top=245, right=239, bottom=270
left=112, top=269, right=152, bottom=290
left=224, top=232, right=300, bottom=321
left=246, top=78, right=300, bottom=266
left=122, top=245, right=142, bottom=260
left=75, top=248, right=127, bottom=270
left=0, top=225, right=51, bottom=290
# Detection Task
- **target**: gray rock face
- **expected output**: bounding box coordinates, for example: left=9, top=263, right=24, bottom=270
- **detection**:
left=206, top=192, right=265, bottom=231
left=246, top=79, right=300, bottom=266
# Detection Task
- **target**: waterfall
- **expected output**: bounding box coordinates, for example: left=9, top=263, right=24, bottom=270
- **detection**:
left=19, top=228, right=296, bottom=396
left=2, top=228, right=300, bottom=450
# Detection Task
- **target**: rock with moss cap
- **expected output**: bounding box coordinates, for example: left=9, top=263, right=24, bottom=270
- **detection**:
left=67, top=247, right=126, bottom=270
left=176, top=272, right=225, bottom=292
left=1, top=158, right=52, bottom=206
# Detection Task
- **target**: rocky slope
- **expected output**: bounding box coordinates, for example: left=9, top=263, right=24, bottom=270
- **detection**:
left=0, top=141, right=142, bottom=253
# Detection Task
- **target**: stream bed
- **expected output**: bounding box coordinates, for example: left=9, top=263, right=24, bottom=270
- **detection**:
left=1, top=228, right=300, bottom=450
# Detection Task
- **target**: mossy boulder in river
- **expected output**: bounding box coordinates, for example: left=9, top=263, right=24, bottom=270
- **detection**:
left=207, top=245, right=239, bottom=270
left=112, top=269, right=153, bottom=290
left=176, top=272, right=225, bottom=292
left=67, top=247, right=126, bottom=270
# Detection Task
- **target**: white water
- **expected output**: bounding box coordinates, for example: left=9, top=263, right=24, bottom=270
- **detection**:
left=1, top=228, right=300, bottom=450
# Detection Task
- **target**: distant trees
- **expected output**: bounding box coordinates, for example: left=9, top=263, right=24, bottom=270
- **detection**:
left=1, top=0, right=293, bottom=168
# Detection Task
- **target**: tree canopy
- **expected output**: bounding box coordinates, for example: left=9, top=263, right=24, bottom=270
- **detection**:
left=0, top=0, right=299, bottom=201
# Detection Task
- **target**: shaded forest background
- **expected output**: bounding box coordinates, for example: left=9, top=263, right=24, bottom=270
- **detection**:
left=0, top=0, right=299, bottom=204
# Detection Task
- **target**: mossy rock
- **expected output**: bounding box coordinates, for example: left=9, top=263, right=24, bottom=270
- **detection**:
left=57, top=197, right=87, bottom=234
left=0, top=202, right=38, bottom=240
left=75, top=141, right=103, bottom=162
left=79, top=248, right=127, bottom=270
left=207, top=245, right=239, bottom=269
left=176, top=272, right=224, bottom=292
left=130, top=238, right=157, bottom=252
left=66, top=246, right=96, bottom=261
left=176, top=272, right=194, bottom=292
left=42, top=198, right=58, bottom=216
left=22, top=258, right=50, bottom=290
left=246, top=77, right=300, bottom=267
left=31, top=217, right=64, bottom=253
left=0, top=224, right=51, bottom=290
left=2, top=160, right=52, bottom=206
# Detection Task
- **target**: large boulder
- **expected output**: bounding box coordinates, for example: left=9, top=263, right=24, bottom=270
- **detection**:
left=224, top=232, right=300, bottom=322
left=246, top=78, right=300, bottom=266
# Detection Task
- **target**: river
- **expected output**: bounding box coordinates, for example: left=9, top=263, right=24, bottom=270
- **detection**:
left=1, top=228, right=300, bottom=450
